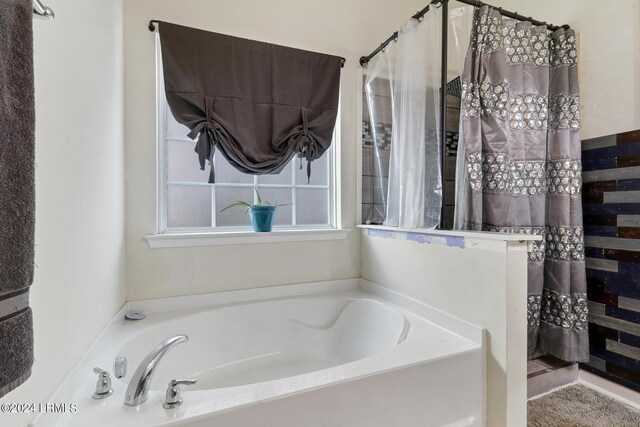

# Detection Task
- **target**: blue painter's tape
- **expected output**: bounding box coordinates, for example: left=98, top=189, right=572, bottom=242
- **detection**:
left=367, top=229, right=396, bottom=239
left=367, top=228, right=466, bottom=249
left=404, top=233, right=433, bottom=244
left=405, top=232, right=465, bottom=248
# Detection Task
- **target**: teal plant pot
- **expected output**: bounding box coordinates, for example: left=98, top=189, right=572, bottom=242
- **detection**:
left=249, top=205, right=277, bottom=232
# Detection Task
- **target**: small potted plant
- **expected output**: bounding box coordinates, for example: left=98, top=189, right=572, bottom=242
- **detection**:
left=221, top=188, right=290, bottom=232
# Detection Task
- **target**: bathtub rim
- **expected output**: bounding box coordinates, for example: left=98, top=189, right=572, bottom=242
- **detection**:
left=32, top=278, right=485, bottom=427
left=125, top=278, right=483, bottom=345
left=114, top=296, right=414, bottom=392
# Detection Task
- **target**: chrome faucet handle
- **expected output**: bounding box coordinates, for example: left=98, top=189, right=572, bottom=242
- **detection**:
left=92, top=367, right=113, bottom=399
left=163, top=379, right=197, bottom=409
left=114, top=356, right=127, bottom=379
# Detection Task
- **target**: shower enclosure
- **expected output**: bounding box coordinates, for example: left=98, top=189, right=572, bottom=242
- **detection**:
left=360, top=0, right=587, bottom=366
left=361, top=1, right=471, bottom=230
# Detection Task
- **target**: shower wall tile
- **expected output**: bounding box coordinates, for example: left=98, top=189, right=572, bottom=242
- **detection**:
left=585, top=257, right=618, bottom=272
left=618, top=179, right=640, bottom=191
left=618, top=215, right=640, bottom=227
left=585, top=247, right=604, bottom=258
left=604, top=249, right=640, bottom=263
left=584, top=203, right=640, bottom=216
left=582, top=157, right=616, bottom=172
left=583, top=165, right=640, bottom=182
left=619, top=297, right=640, bottom=313
left=617, top=130, right=640, bottom=145
left=584, top=214, right=617, bottom=226
left=604, top=191, right=640, bottom=204
left=620, top=332, right=640, bottom=348
left=616, top=155, right=640, bottom=168
left=584, top=225, right=618, bottom=237
left=581, top=128, right=640, bottom=393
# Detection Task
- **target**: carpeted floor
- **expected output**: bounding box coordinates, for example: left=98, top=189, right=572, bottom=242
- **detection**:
left=528, top=385, right=640, bottom=427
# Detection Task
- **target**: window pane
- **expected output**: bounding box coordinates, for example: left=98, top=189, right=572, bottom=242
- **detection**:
left=214, top=154, right=254, bottom=184
left=215, top=186, right=254, bottom=227
left=167, top=185, right=212, bottom=228
left=257, top=187, right=293, bottom=226
left=166, top=109, right=191, bottom=139
left=167, top=140, right=209, bottom=182
left=295, top=152, right=329, bottom=185
left=296, top=188, right=329, bottom=225
left=257, top=160, right=292, bottom=185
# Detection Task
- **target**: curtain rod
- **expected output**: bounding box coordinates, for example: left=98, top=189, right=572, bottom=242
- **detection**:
left=148, top=20, right=347, bottom=68
left=359, top=0, right=440, bottom=66
left=455, top=0, right=569, bottom=31
left=359, top=0, right=569, bottom=66
left=33, top=0, right=54, bottom=20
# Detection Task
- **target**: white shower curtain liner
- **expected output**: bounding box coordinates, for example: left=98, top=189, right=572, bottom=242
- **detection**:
left=386, top=8, right=443, bottom=229
left=363, top=44, right=395, bottom=225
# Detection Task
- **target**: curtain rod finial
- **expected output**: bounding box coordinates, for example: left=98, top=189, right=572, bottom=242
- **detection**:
left=148, top=20, right=157, bottom=32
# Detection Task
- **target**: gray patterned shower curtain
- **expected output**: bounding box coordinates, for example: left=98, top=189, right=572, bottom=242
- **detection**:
left=454, top=6, right=588, bottom=362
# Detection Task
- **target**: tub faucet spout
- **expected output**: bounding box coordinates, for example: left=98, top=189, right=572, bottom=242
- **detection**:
left=124, top=335, right=188, bottom=406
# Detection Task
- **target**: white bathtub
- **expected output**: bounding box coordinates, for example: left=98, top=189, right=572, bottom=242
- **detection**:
left=34, top=279, right=484, bottom=427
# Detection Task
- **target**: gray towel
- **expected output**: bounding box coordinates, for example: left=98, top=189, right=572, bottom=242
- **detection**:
left=0, top=0, right=35, bottom=397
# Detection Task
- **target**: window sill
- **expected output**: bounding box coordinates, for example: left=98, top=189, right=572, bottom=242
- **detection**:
left=145, top=228, right=350, bottom=248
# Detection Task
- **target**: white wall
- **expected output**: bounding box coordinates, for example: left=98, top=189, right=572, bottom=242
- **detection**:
left=0, top=0, right=126, bottom=424
left=360, top=233, right=529, bottom=426
left=563, top=0, right=640, bottom=139
left=123, top=0, right=426, bottom=300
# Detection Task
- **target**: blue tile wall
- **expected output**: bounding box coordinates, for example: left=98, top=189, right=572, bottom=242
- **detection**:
left=580, top=129, right=640, bottom=393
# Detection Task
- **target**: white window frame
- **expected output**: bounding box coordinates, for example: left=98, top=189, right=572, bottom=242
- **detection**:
left=148, top=33, right=346, bottom=247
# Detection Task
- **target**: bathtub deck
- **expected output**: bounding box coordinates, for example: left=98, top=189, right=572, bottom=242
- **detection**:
left=33, top=280, right=484, bottom=427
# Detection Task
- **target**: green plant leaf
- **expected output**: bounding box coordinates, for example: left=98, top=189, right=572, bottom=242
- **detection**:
left=220, top=200, right=251, bottom=213
left=254, top=187, right=263, bottom=205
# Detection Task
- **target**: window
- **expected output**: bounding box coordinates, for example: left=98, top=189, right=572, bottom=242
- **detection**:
left=155, top=38, right=337, bottom=234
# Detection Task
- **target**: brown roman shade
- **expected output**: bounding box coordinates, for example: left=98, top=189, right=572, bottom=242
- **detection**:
left=158, top=22, right=343, bottom=183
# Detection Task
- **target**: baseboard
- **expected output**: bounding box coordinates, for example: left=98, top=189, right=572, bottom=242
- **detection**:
left=579, top=369, right=640, bottom=411
left=528, top=363, right=578, bottom=399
